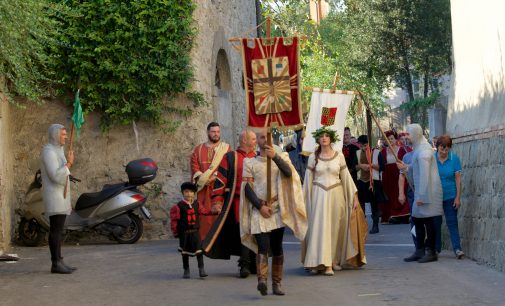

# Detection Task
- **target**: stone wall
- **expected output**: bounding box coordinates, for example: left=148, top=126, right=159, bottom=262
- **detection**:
left=446, top=1, right=505, bottom=271
left=451, top=135, right=505, bottom=271
left=191, top=0, right=257, bottom=147
left=0, top=89, right=15, bottom=252
left=0, top=0, right=256, bottom=246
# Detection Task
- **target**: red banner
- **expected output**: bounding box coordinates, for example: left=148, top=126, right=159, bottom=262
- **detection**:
left=241, top=37, right=303, bottom=129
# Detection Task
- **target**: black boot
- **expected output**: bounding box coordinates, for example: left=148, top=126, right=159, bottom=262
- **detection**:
left=183, top=268, right=190, bottom=279
left=404, top=249, right=425, bottom=262
left=239, top=265, right=251, bottom=278
left=369, top=223, right=379, bottom=234
left=199, top=267, right=208, bottom=278
left=418, top=248, right=438, bottom=263
left=238, top=247, right=251, bottom=278
left=60, top=257, right=77, bottom=271
left=197, top=254, right=207, bottom=277
left=51, top=260, right=72, bottom=274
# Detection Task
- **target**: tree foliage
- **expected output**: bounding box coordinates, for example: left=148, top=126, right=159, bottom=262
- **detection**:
left=260, top=0, right=452, bottom=132
left=400, top=92, right=440, bottom=129
left=0, top=0, right=61, bottom=103
left=260, top=0, right=388, bottom=120
left=344, top=0, right=452, bottom=101
left=50, top=0, right=200, bottom=130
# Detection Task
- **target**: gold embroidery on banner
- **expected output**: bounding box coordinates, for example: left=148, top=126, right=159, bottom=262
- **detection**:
left=252, top=56, right=292, bottom=114
left=313, top=182, right=342, bottom=191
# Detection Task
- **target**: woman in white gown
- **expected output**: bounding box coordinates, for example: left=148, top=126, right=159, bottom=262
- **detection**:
left=302, top=127, right=360, bottom=275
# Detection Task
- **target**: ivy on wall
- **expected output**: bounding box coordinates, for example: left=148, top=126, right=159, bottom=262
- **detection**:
left=0, top=1, right=62, bottom=103
left=50, top=0, right=203, bottom=130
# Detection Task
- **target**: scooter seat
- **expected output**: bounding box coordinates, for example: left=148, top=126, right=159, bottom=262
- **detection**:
left=75, top=183, right=129, bottom=211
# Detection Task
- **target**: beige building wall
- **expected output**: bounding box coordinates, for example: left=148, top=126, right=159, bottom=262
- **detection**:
left=448, top=1, right=505, bottom=135
left=447, top=1, right=505, bottom=271
left=0, top=89, right=16, bottom=252
left=0, top=1, right=256, bottom=248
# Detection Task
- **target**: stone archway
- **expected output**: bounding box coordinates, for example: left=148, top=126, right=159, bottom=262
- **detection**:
left=213, top=49, right=234, bottom=146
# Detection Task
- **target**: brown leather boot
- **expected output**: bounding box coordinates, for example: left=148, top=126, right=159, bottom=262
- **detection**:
left=256, top=254, right=268, bottom=296
left=271, top=255, right=285, bottom=295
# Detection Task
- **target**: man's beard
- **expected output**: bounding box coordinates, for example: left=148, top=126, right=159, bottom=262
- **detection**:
left=208, top=135, right=220, bottom=143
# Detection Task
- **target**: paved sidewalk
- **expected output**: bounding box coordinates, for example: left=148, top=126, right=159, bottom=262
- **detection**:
left=1, top=224, right=505, bottom=306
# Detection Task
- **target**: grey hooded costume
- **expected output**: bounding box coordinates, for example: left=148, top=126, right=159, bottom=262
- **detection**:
left=406, top=124, right=443, bottom=218
left=40, top=124, right=71, bottom=216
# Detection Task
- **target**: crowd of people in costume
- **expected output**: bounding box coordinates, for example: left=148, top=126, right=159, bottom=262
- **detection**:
left=41, top=121, right=464, bottom=297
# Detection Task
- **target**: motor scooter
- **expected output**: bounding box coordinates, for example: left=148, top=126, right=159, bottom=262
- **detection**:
left=16, top=158, right=157, bottom=246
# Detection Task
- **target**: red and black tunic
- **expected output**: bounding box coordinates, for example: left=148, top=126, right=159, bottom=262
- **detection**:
left=203, top=149, right=256, bottom=259
left=170, top=200, right=212, bottom=256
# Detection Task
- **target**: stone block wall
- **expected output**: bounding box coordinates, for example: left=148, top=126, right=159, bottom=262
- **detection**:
left=9, top=97, right=209, bottom=241
left=452, top=135, right=505, bottom=271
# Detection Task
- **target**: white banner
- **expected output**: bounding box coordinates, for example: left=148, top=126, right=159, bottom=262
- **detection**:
left=302, top=89, right=354, bottom=154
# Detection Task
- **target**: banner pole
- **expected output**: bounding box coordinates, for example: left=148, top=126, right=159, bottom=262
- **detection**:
left=358, top=91, right=414, bottom=190
left=266, top=16, right=272, bottom=207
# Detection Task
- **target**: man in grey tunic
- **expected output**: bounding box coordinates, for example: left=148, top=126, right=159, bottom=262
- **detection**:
left=398, top=124, right=443, bottom=263
left=41, top=124, right=76, bottom=273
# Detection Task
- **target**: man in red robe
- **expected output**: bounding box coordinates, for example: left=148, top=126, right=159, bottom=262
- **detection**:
left=202, top=129, right=257, bottom=278
left=190, top=122, right=231, bottom=241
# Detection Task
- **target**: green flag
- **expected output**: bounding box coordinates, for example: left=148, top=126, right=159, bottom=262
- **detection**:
left=72, top=89, right=85, bottom=139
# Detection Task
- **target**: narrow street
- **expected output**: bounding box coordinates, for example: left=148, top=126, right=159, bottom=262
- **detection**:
left=2, top=220, right=504, bottom=306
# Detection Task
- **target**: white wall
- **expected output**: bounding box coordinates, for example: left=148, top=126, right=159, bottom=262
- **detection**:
left=447, top=0, right=505, bottom=135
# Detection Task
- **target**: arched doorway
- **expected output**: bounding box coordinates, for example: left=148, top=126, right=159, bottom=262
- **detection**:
left=213, top=49, right=234, bottom=146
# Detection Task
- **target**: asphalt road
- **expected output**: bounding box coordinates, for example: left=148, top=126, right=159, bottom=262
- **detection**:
left=1, top=222, right=505, bottom=306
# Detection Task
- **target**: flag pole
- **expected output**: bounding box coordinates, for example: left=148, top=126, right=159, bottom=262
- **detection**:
left=64, top=85, right=80, bottom=199
left=69, top=122, right=75, bottom=152
left=357, top=91, right=414, bottom=190
left=69, top=78, right=81, bottom=153
left=266, top=16, right=272, bottom=208
left=357, top=92, right=397, bottom=159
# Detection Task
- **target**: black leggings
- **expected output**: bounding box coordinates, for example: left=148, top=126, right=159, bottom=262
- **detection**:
left=49, top=214, right=66, bottom=262
left=412, top=216, right=436, bottom=250
left=254, top=227, right=285, bottom=257
left=182, top=254, right=204, bottom=269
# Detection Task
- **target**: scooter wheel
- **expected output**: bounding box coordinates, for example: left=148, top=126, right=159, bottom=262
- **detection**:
left=18, top=218, right=46, bottom=246
left=113, top=214, right=143, bottom=244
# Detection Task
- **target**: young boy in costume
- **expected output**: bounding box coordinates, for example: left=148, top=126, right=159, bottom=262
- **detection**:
left=170, top=182, right=215, bottom=278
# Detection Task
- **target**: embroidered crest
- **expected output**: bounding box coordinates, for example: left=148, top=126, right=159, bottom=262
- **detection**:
left=320, top=107, right=337, bottom=126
